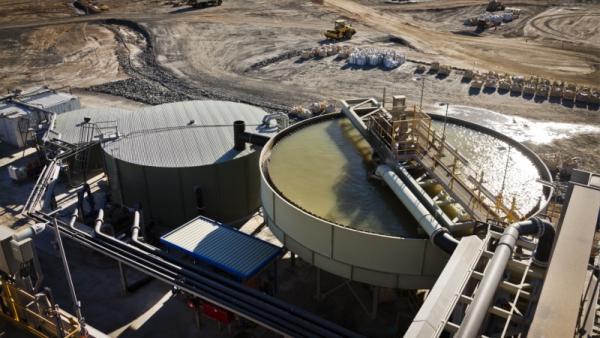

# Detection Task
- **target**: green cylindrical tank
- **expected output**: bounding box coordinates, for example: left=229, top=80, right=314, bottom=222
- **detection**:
left=102, top=101, right=273, bottom=237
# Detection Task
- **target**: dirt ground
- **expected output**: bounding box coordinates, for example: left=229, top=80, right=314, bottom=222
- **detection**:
left=0, top=0, right=598, bottom=172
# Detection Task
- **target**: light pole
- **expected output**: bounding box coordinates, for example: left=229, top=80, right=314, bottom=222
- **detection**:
left=500, top=145, right=511, bottom=195
left=441, top=103, right=449, bottom=142
left=419, top=76, right=425, bottom=112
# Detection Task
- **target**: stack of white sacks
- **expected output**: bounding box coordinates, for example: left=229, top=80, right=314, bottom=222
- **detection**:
left=348, top=47, right=405, bottom=69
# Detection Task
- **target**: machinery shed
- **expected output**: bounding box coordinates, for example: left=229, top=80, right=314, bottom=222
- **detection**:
left=161, top=216, right=282, bottom=281
left=102, top=100, right=275, bottom=236
left=1, top=88, right=80, bottom=147
left=0, top=103, right=36, bottom=147
left=16, top=87, right=80, bottom=114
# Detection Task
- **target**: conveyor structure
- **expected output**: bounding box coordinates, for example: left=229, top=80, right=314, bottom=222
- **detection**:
left=405, top=170, right=600, bottom=337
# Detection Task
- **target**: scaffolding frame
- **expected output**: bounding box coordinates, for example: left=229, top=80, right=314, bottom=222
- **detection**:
left=341, top=98, right=521, bottom=223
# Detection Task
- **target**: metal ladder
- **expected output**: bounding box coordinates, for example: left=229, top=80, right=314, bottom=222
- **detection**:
left=71, top=122, right=98, bottom=181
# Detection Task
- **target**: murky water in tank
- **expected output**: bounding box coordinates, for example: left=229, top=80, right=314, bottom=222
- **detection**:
left=268, top=119, right=421, bottom=238
left=430, top=121, right=544, bottom=213
left=267, top=118, right=544, bottom=237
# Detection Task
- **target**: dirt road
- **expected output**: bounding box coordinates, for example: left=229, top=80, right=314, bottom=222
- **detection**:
left=0, top=0, right=598, bottom=171
left=323, top=0, right=600, bottom=85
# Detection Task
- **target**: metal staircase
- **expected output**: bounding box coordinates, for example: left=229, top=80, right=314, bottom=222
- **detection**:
left=21, top=159, right=61, bottom=215
left=23, top=118, right=120, bottom=214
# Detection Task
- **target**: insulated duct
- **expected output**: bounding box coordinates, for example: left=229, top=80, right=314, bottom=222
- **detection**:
left=375, top=164, right=459, bottom=253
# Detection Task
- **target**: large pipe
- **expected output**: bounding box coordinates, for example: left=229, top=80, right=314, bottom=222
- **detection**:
left=233, top=120, right=270, bottom=151
left=130, top=211, right=157, bottom=253
left=456, top=217, right=555, bottom=338
left=375, top=165, right=459, bottom=253
left=89, top=210, right=357, bottom=337
left=393, top=163, right=454, bottom=228
left=13, top=223, right=46, bottom=242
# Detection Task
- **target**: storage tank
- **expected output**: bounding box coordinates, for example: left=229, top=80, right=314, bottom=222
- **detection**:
left=102, top=101, right=274, bottom=237
left=260, top=114, right=550, bottom=289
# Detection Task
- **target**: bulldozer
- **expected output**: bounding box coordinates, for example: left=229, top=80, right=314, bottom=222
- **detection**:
left=486, top=0, right=505, bottom=12
left=323, top=20, right=356, bottom=41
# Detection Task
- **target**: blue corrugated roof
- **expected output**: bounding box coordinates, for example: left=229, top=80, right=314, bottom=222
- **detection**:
left=160, top=216, right=282, bottom=280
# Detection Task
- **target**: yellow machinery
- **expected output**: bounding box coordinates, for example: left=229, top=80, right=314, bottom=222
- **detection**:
left=74, top=0, right=109, bottom=14
left=323, top=20, right=356, bottom=40
left=0, top=280, right=82, bottom=337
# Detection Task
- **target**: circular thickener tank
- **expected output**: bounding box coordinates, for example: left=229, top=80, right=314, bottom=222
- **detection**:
left=102, top=101, right=274, bottom=236
left=260, top=113, right=550, bottom=289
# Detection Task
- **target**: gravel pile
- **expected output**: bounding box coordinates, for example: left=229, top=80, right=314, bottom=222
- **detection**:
left=87, top=19, right=289, bottom=112
left=88, top=78, right=191, bottom=105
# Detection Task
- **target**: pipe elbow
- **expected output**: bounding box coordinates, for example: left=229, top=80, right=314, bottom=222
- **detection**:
left=131, top=211, right=141, bottom=240
left=68, top=209, right=78, bottom=228
left=504, top=218, right=555, bottom=266
left=530, top=217, right=555, bottom=267
left=432, top=229, right=459, bottom=254
left=94, top=209, right=105, bottom=235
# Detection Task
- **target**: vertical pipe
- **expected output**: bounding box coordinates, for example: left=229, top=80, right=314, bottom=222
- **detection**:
left=53, top=217, right=86, bottom=334
left=195, top=187, right=205, bottom=216
left=233, top=121, right=246, bottom=151
left=371, top=287, right=379, bottom=319
left=316, top=268, right=321, bottom=301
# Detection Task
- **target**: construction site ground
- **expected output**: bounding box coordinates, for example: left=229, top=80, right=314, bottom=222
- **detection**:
left=1, top=0, right=598, bottom=170
left=0, top=0, right=599, bottom=336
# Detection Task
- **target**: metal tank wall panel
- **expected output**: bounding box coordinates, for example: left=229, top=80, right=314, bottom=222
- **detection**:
left=105, top=153, right=262, bottom=233
left=272, top=194, right=334, bottom=258
left=332, top=229, right=426, bottom=275
left=261, top=173, right=444, bottom=289
left=95, top=101, right=272, bottom=235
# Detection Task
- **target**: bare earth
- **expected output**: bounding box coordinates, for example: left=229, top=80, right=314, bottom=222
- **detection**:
left=0, top=0, right=598, bottom=170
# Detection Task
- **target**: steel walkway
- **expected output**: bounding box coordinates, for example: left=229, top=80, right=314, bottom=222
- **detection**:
left=341, top=97, right=519, bottom=223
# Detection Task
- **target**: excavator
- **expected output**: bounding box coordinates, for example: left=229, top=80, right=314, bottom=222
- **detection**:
left=323, top=20, right=356, bottom=41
